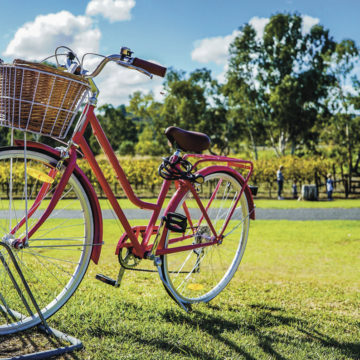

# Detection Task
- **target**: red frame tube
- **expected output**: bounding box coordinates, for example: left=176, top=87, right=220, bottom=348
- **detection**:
left=10, top=168, right=57, bottom=235
left=12, top=104, right=254, bottom=260
left=73, top=105, right=170, bottom=258
left=19, top=147, right=77, bottom=244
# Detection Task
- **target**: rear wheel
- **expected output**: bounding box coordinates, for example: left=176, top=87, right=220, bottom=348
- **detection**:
left=161, top=171, right=250, bottom=304
left=0, top=148, right=93, bottom=334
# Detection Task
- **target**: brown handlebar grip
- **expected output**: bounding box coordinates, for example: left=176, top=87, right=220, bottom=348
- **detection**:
left=132, top=58, right=167, bottom=77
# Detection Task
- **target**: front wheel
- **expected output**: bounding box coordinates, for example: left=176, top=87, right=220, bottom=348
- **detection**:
left=161, top=171, right=250, bottom=304
left=0, top=148, right=94, bottom=334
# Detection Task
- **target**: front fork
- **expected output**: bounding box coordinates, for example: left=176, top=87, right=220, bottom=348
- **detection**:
left=4, top=146, right=77, bottom=249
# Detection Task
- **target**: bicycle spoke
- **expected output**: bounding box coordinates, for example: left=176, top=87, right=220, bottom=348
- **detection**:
left=32, top=222, right=85, bottom=238
left=23, top=250, right=81, bottom=265
left=0, top=149, right=93, bottom=334
left=162, top=171, right=250, bottom=303
left=20, top=250, right=71, bottom=285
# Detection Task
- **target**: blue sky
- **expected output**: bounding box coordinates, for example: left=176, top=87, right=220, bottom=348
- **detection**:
left=1, top=0, right=360, bottom=105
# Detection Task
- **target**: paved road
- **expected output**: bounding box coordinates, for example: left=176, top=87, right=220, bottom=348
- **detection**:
left=104, top=208, right=360, bottom=221
left=254, top=208, right=360, bottom=220
left=1, top=208, right=359, bottom=220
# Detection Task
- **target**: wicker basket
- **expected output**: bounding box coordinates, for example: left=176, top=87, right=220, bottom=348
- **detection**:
left=0, top=60, right=90, bottom=139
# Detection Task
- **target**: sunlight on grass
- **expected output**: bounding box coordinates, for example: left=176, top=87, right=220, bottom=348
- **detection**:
left=254, top=198, right=360, bottom=209
left=1, top=219, right=352, bottom=359
left=1, top=219, right=359, bottom=359
left=2, top=197, right=358, bottom=212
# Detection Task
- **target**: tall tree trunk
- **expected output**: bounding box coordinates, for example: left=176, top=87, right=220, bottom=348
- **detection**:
left=278, top=131, right=287, bottom=156
left=340, top=163, right=349, bottom=198
left=246, top=118, right=258, bottom=160
left=268, top=128, right=280, bottom=157
left=346, top=122, right=353, bottom=192
left=291, top=139, right=296, bottom=155
left=354, top=151, right=360, bottom=174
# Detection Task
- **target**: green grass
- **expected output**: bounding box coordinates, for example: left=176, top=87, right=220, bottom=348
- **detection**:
left=99, top=197, right=360, bottom=210
left=253, top=198, right=360, bottom=209
left=2, top=197, right=359, bottom=212
left=2, top=219, right=357, bottom=359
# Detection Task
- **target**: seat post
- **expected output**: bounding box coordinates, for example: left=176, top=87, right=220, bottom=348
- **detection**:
left=169, top=149, right=182, bottom=164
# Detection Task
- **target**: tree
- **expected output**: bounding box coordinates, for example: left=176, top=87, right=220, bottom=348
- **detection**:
left=162, top=68, right=229, bottom=154
left=223, top=24, right=267, bottom=158
left=321, top=39, right=360, bottom=193
left=95, top=104, right=138, bottom=155
left=226, top=13, right=336, bottom=157
left=127, top=91, right=169, bottom=155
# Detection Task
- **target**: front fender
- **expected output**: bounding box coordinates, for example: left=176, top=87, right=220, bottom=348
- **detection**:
left=13, top=140, right=103, bottom=264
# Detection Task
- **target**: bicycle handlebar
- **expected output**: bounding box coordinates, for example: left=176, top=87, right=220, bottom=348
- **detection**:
left=83, top=54, right=167, bottom=79
left=132, top=58, right=167, bottom=78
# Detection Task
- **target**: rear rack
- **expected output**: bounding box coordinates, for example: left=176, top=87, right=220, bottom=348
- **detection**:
left=183, top=153, right=253, bottom=185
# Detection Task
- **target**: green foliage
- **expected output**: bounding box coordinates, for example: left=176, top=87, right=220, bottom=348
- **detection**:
left=226, top=13, right=337, bottom=157
left=127, top=92, right=169, bottom=155
left=118, top=140, right=135, bottom=156
left=97, top=104, right=138, bottom=154
left=134, top=124, right=168, bottom=156
left=0, top=154, right=338, bottom=198
left=1, top=12, right=360, bottom=196
left=319, top=39, right=360, bottom=178
left=162, top=68, right=230, bottom=155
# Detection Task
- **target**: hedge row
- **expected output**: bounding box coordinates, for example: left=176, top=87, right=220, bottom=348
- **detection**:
left=0, top=155, right=337, bottom=198
left=77, top=155, right=336, bottom=197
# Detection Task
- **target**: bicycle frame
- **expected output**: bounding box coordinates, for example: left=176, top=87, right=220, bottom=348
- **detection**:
left=15, top=103, right=255, bottom=261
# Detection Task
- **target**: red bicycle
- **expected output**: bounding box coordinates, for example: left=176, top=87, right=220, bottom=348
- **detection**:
left=0, top=47, right=255, bottom=334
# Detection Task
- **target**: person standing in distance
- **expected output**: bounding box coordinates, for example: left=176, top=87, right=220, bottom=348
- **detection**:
left=277, top=165, right=284, bottom=200
left=326, top=173, right=334, bottom=201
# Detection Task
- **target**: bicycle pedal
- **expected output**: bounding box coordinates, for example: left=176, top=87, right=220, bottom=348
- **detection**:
left=165, top=212, right=187, bottom=233
left=95, top=274, right=117, bottom=287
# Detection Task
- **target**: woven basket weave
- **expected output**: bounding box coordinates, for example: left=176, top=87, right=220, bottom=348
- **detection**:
left=0, top=60, right=90, bottom=139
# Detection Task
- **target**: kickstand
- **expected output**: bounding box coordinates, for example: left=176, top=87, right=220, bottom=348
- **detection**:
left=0, top=241, right=83, bottom=359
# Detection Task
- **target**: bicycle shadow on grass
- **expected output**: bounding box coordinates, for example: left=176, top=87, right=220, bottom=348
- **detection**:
left=158, top=303, right=360, bottom=360
left=0, top=326, right=82, bottom=360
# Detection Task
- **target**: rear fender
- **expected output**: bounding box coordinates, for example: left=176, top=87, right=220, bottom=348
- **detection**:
left=13, top=140, right=103, bottom=264
left=163, top=165, right=255, bottom=219
left=196, top=165, right=255, bottom=220
left=157, top=165, right=255, bottom=253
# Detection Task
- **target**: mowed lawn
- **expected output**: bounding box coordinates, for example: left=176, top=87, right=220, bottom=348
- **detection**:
left=2, top=197, right=358, bottom=211
left=1, top=217, right=358, bottom=359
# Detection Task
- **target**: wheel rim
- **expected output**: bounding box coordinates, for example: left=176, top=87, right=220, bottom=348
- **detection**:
left=162, top=172, right=249, bottom=303
left=0, top=149, right=93, bottom=334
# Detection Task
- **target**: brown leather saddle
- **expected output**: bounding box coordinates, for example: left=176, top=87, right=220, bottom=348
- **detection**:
left=165, top=126, right=210, bottom=153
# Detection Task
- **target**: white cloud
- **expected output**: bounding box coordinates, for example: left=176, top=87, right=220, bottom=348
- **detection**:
left=249, top=16, right=270, bottom=39
left=2, top=4, right=163, bottom=106
left=191, top=16, right=270, bottom=66
left=191, top=14, right=320, bottom=69
left=3, top=11, right=100, bottom=61
left=191, top=30, right=240, bottom=65
left=86, top=0, right=135, bottom=22
left=249, top=15, right=319, bottom=38
left=94, top=61, right=165, bottom=106
left=301, top=15, right=320, bottom=34
left=216, top=63, right=229, bottom=84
